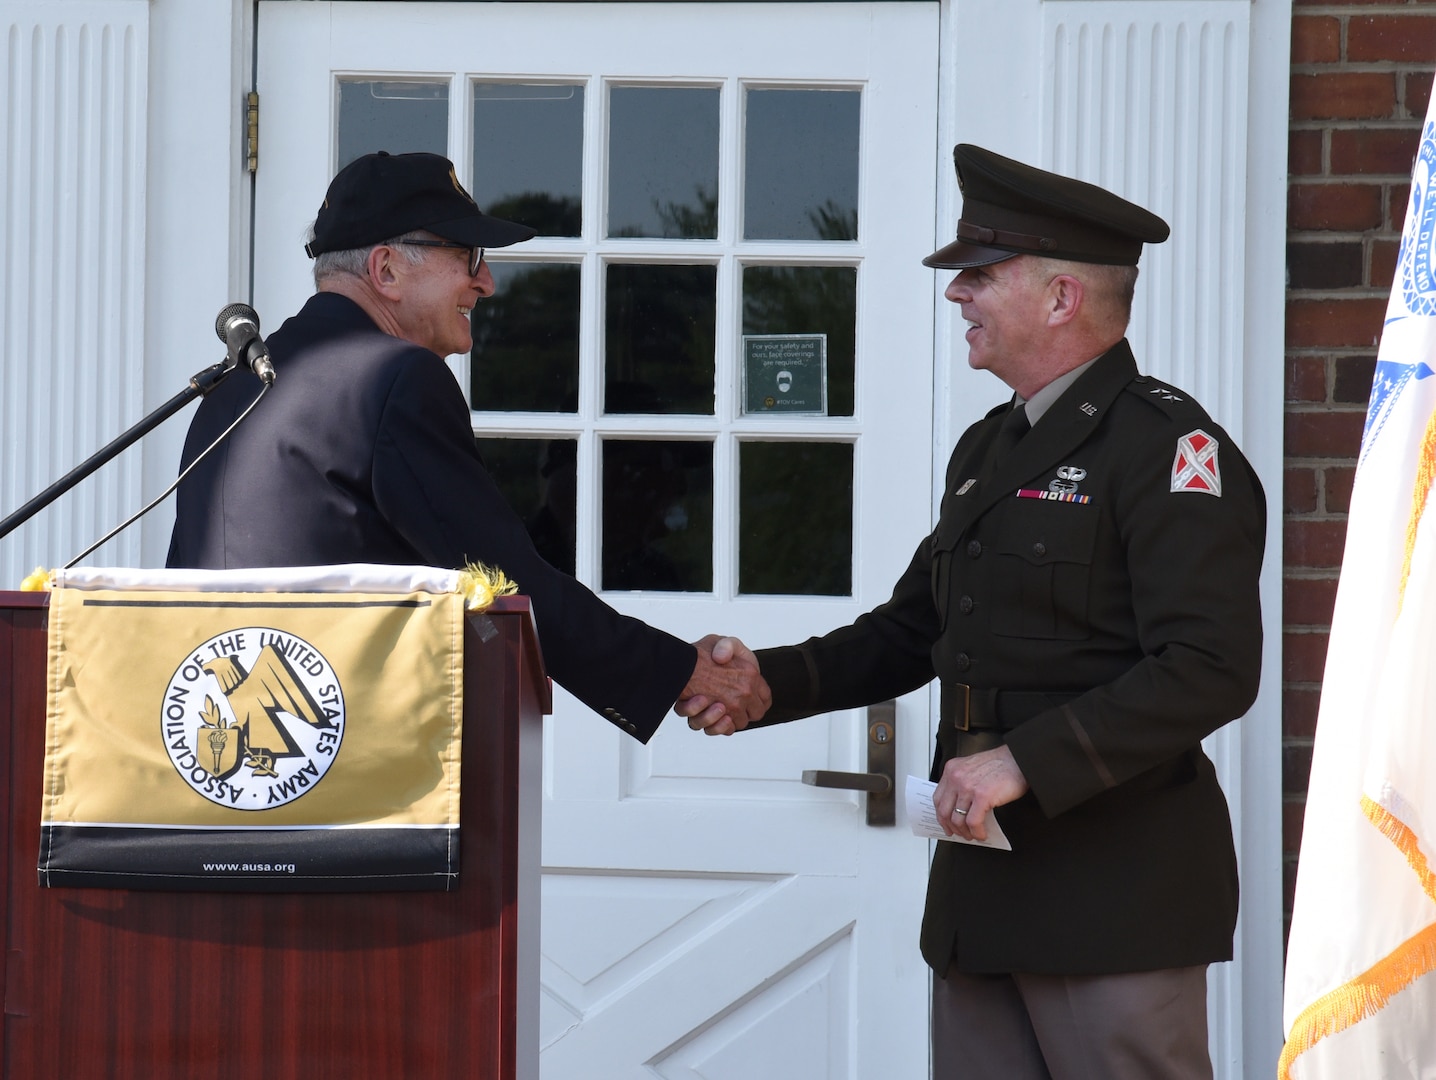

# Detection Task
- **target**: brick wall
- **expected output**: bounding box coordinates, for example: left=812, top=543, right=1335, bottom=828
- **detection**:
left=1285, top=1, right=1434, bottom=936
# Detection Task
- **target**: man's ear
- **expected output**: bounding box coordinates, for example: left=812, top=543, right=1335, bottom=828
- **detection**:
left=367, top=245, right=404, bottom=298
left=1046, top=274, right=1084, bottom=328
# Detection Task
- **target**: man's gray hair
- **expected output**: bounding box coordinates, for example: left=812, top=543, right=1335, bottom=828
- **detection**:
left=309, top=228, right=433, bottom=286
left=1027, top=256, right=1140, bottom=328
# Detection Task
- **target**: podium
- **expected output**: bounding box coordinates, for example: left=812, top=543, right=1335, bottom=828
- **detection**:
left=0, top=592, right=548, bottom=1079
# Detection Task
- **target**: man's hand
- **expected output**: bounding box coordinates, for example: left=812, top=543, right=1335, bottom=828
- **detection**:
left=675, top=635, right=770, bottom=736
left=933, top=745, right=1029, bottom=842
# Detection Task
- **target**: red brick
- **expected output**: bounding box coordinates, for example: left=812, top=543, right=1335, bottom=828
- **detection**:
left=1284, top=630, right=1331, bottom=682
left=1348, top=16, right=1436, bottom=64
left=1283, top=740, right=1316, bottom=794
left=1325, top=465, right=1357, bottom=513
left=1330, top=128, right=1420, bottom=176
left=1291, top=72, right=1397, bottom=121
left=1390, top=182, right=1413, bottom=230
left=1285, top=518, right=1351, bottom=569
left=1288, top=182, right=1385, bottom=231
left=1284, top=574, right=1339, bottom=626
left=1371, top=237, right=1401, bottom=289
left=1289, top=240, right=1365, bottom=289
left=1292, top=15, right=1341, bottom=64
left=1285, top=356, right=1327, bottom=403
left=1286, top=298, right=1389, bottom=349
left=1333, top=354, right=1378, bottom=404
left=1285, top=467, right=1320, bottom=514
left=1405, top=71, right=1434, bottom=119
left=1283, top=688, right=1323, bottom=739
left=1285, top=409, right=1366, bottom=457
left=1283, top=798, right=1306, bottom=855
left=1289, top=129, right=1324, bottom=176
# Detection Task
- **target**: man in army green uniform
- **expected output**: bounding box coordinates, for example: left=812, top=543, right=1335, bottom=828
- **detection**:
left=680, top=144, right=1265, bottom=1078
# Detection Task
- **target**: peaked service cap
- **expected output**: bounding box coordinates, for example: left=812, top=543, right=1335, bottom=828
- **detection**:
left=923, top=144, right=1169, bottom=269
left=305, top=151, right=536, bottom=258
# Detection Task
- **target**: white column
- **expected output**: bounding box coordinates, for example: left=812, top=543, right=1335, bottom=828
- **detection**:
left=1, top=1, right=148, bottom=581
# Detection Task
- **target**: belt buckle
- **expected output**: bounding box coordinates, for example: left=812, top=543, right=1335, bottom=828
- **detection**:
left=954, top=682, right=971, bottom=732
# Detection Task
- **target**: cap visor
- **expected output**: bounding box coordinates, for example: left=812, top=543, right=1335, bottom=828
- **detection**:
left=429, top=213, right=538, bottom=250
left=922, top=239, right=1020, bottom=270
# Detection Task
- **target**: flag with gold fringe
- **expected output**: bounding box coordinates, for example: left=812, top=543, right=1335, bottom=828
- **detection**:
left=1280, top=85, right=1436, bottom=1078
left=36, top=563, right=507, bottom=892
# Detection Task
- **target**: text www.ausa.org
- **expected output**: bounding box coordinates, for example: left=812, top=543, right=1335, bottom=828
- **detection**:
left=202, top=862, right=297, bottom=873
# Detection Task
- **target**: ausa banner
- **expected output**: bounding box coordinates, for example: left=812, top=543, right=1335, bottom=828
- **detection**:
left=38, top=565, right=466, bottom=891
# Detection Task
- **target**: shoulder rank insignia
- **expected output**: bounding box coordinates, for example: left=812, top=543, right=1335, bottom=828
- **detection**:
left=1171, top=429, right=1221, bottom=496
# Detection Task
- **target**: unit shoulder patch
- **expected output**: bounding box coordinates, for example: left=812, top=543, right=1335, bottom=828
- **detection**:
left=1171, top=429, right=1222, bottom=496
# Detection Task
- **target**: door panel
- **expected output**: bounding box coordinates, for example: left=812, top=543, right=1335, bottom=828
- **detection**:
left=256, top=5, right=939, bottom=1076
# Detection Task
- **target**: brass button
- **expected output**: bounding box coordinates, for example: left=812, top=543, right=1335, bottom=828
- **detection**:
left=966, top=540, right=983, bottom=558
left=1033, top=542, right=1047, bottom=557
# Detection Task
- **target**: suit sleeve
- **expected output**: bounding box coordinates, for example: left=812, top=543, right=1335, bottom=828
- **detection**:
left=1006, top=417, right=1266, bottom=817
left=368, top=353, right=695, bottom=742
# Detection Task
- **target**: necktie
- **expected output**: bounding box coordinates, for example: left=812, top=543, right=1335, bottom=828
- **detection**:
left=990, top=402, right=1030, bottom=461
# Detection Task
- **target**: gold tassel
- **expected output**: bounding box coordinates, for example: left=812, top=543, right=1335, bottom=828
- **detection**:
left=457, top=561, right=518, bottom=611
left=20, top=566, right=52, bottom=592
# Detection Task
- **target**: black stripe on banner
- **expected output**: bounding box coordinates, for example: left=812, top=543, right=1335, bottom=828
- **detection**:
left=37, top=826, right=459, bottom=893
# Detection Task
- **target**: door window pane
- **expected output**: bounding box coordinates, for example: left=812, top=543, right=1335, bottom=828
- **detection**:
left=475, top=437, right=577, bottom=576
left=605, top=264, right=716, bottom=414
left=602, top=440, right=713, bottom=592
left=744, top=88, right=860, bottom=241
left=608, top=87, right=719, bottom=239
left=471, top=261, right=580, bottom=413
left=337, top=80, right=448, bottom=169
left=472, top=83, right=583, bottom=236
left=743, top=266, right=856, bottom=416
left=739, top=442, right=852, bottom=596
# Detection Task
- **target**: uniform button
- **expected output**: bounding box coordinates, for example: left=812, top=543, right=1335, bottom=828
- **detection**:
left=626, top=722, right=637, bottom=734
left=603, top=707, right=618, bottom=718
left=958, top=595, right=974, bottom=615
left=1033, top=542, right=1047, bottom=557
left=954, top=653, right=971, bottom=671
left=966, top=540, right=983, bottom=558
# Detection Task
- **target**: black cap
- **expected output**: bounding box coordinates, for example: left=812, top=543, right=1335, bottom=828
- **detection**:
left=924, top=144, right=1169, bottom=269
left=305, top=151, right=537, bottom=258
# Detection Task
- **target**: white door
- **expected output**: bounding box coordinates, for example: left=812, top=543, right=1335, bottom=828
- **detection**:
left=255, top=5, right=939, bottom=1076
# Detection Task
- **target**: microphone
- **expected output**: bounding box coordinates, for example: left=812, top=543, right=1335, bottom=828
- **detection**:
left=215, top=303, right=276, bottom=385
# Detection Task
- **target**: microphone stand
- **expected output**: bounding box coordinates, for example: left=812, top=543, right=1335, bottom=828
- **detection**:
left=0, top=359, right=236, bottom=542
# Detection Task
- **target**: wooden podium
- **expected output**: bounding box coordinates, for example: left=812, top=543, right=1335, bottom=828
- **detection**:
left=0, top=592, right=548, bottom=1079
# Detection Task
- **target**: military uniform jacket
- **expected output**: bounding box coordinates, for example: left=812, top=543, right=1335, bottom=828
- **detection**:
left=167, top=292, right=694, bottom=742
left=754, top=340, right=1265, bottom=975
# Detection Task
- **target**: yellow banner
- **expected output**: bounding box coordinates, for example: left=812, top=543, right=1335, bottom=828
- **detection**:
left=43, top=586, right=464, bottom=830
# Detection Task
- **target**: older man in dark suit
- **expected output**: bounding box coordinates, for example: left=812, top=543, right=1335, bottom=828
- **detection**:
left=168, top=151, right=766, bottom=740
left=683, top=145, right=1266, bottom=1077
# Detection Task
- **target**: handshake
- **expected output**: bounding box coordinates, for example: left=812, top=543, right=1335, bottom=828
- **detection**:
left=674, top=635, right=771, bottom=736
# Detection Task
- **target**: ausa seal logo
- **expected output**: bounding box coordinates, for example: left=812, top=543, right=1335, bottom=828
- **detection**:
left=161, top=627, right=345, bottom=810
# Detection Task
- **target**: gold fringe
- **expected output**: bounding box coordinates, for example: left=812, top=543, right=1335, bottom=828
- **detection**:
left=456, top=561, right=518, bottom=612
left=1278, top=797, right=1436, bottom=1078
left=1363, top=794, right=1436, bottom=905
left=1397, top=405, right=1436, bottom=613
left=1278, top=922, right=1436, bottom=1079
left=19, top=566, right=52, bottom=592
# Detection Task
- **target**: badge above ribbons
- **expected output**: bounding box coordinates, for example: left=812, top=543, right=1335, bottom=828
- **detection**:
left=38, top=564, right=478, bottom=892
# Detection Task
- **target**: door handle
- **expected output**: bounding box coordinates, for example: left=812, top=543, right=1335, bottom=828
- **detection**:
left=801, top=699, right=896, bottom=826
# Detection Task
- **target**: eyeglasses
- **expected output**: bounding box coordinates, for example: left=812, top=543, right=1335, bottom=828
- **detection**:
left=398, top=240, right=485, bottom=276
